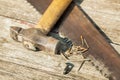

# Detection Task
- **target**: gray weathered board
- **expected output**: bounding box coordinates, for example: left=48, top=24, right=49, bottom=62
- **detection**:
left=0, top=0, right=119, bottom=80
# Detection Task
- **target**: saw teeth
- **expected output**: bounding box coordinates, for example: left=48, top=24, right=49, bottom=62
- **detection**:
left=100, top=67, right=111, bottom=78
left=89, top=56, right=111, bottom=79
left=92, top=61, right=111, bottom=78
left=23, top=0, right=39, bottom=14
left=24, top=1, right=35, bottom=10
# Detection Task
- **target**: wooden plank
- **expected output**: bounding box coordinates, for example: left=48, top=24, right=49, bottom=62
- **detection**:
left=0, top=60, right=78, bottom=80
left=0, top=0, right=40, bottom=23
left=0, top=0, right=119, bottom=80
left=0, top=16, right=107, bottom=80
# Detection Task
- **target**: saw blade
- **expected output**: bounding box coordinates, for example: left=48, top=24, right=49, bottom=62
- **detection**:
left=58, top=3, right=120, bottom=80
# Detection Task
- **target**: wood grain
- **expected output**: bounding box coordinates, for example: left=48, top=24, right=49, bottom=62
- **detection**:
left=0, top=0, right=119, bottom=80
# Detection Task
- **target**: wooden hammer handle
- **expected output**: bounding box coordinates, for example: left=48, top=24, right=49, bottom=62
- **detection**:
left=36, top=0, right=72, bottom=34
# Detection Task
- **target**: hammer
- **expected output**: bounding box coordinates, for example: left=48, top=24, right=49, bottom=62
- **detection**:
left=10, top=0, right=72, bottom=54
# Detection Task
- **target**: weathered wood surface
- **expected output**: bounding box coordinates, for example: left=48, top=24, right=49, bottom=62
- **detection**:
left=0, top=16, right=107, bottom=80
left=0, top=0, right=120, bottom=80
left=81, top=0, right=120, bottom=44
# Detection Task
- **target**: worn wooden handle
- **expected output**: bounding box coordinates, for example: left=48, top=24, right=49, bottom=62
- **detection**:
left=36, top=0, right=72, bottom=34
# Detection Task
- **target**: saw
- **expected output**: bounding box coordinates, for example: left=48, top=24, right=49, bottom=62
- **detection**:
left=10, top=0, right=120, bottom=80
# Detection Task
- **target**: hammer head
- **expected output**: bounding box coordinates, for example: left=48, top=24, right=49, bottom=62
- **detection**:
left=10, top=26, right=67, bottom=54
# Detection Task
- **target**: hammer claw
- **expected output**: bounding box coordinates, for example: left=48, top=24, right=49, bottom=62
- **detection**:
left=10, top=26, right=22, bottom=41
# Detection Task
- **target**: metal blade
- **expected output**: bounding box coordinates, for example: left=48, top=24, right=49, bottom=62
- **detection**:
left=58, top=3, right=120, bottom=80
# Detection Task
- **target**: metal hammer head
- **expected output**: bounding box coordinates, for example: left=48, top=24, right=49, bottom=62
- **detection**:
left=10, top=26, right=66, bottom=54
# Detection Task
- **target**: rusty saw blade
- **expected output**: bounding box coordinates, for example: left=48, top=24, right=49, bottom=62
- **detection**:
left=27, top=0, right=120, bottom=80
left=58, top=3, right=120, bottom=80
